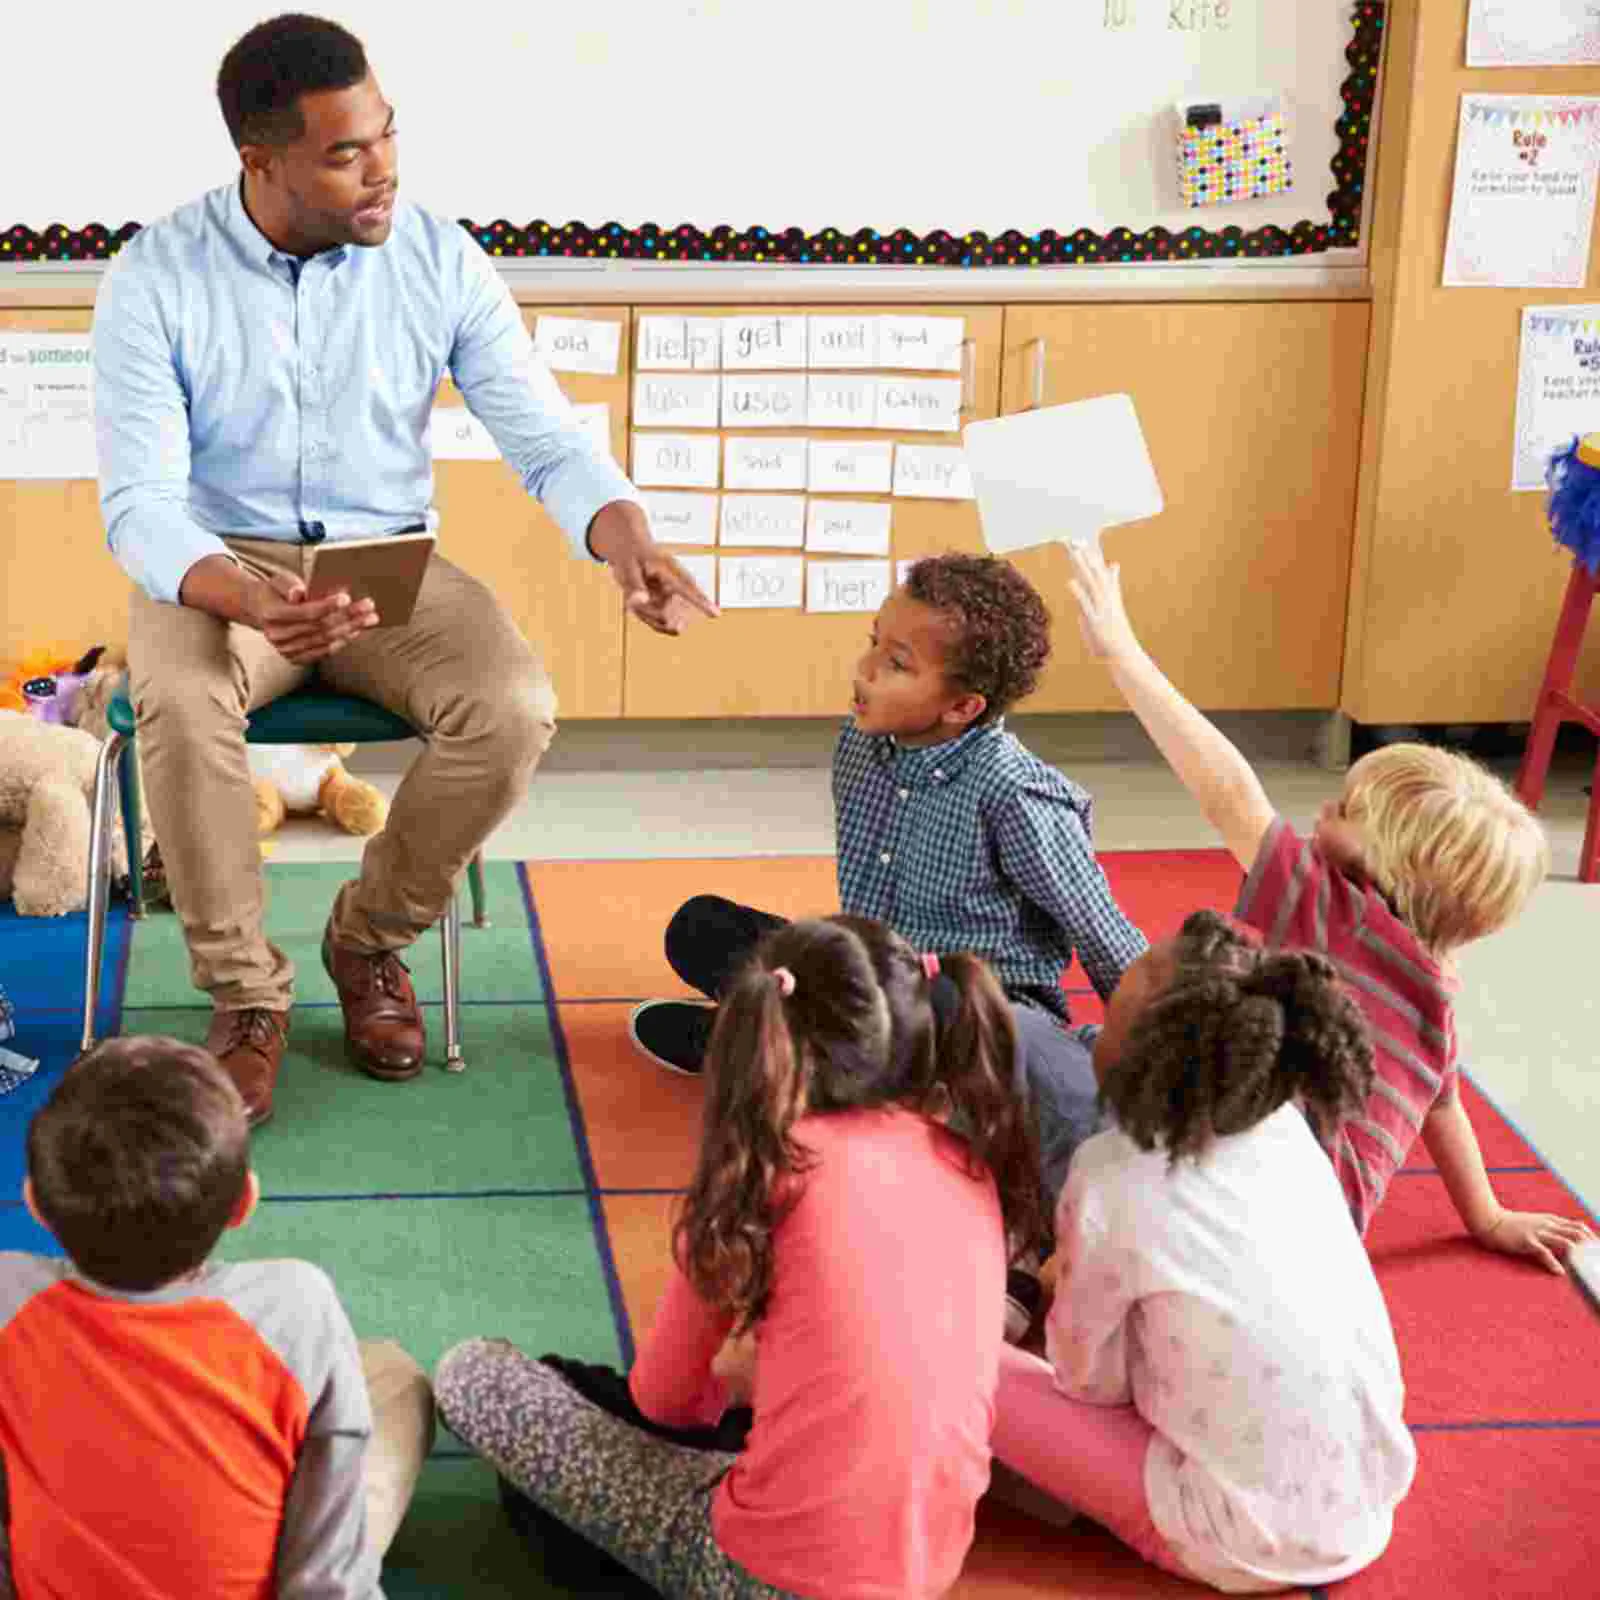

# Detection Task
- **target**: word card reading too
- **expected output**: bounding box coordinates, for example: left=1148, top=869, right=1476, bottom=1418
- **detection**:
left=720, top=555, right=804, bottom=610
left=633, top=373, right=721, bottom=429
left=807, top=559, right=894, bottom=614
left=721, top=315, right=807, bottom=371
left=569, top=402, right=613, bottom=460
left=807, top=376, right=879, bottom=430
left=631, top=431, right=721, bottom=488
left=810, top=439, right=895, bottom=494
left=893, top=443, right=973, bottom=500
left=722, top=374, right=808, bottom=428
left=806, top=500, right=892, bottom=556
left=532, top=316, right=621, bottom=376
left=809, top=315, right=880, bottom=369
left=878, top=377, right=962, bottom=434
left=636, top=315, right=720, bottom=370
left=675, top=553, right=718, bottom=604
left=878, top=316, right=965, bottom=373
left=725, top=436, right=808, bottom=491
left=641, top=490, right=719, bottom=545
left=720, top=494, right=807, bottom=548
left=430, top=407, right=500, bottom=460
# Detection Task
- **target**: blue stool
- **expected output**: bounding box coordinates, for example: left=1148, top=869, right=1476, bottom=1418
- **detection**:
left=82, top=682, right=488, bottom=1071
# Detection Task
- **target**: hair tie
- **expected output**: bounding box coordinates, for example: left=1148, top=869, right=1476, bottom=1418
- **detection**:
left=771, top=966, right=796, bottom=998
left=921, top=952, right=941, bottom=980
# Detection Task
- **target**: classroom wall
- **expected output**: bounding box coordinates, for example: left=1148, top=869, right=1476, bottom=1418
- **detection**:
left=1344, top=1, right=1600, bottom=726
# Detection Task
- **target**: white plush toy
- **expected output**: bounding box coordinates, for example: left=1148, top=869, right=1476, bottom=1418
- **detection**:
left=247, top=743, right=390, bottom=839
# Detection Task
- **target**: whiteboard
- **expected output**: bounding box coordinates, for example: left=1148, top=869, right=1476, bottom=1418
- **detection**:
left=7, top=1, right=1376, bottom=259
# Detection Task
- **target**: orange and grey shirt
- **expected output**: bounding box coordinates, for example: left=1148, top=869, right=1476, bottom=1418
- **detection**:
left=0, top=1253, right=383, bottom=1599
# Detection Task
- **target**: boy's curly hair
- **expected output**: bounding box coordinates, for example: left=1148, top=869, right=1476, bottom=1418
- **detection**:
left=1099, top=910, right=1374, bottom=1163
left=904, top=554, right=1051, bottom=720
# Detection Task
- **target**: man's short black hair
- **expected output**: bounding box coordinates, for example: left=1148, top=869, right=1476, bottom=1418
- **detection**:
left=217, top=13, right=368, bottom=148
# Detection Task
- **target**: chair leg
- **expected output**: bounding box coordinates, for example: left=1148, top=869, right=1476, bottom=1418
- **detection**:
left=440, top=886, right=466, bottom=1073
left=467, top=851, right=489, bottom=928
left=1581, top=747, right=1600, bottom=886
left=82, top=735, right=125, bottom=1054
left=117, top=735, right=146, bottom=920
left=1518, top=563, right=1597, bottom=811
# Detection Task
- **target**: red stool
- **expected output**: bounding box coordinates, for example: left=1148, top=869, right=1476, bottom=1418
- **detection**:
left=1516, top=559, right=1600, bottom=883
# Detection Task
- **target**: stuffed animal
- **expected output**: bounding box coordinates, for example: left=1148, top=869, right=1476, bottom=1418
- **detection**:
left=247, top=743, right=390, bottom=838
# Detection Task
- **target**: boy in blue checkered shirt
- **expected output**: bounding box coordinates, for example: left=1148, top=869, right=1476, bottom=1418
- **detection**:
left=631, top=555, right=1148, bottom=1272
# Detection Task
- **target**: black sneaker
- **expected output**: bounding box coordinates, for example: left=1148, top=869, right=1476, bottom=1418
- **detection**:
left=628, top=1000, right=715, bottom=1076
left=1004, top=1268, right=1044, bottom=1346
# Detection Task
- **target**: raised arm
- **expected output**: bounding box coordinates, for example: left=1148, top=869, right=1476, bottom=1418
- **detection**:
left=1066, top=543, right=1275, bottom=873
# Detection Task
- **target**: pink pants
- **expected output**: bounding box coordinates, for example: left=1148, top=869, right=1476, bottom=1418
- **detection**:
left=991, top=1345, right=1192, bottom=1581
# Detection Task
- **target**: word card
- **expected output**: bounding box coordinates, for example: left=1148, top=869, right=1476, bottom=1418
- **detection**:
left=631, top=431, right=721, bottom=488
left=430, top=407, right=500, bottom=461
left=721, top=315, right=807, bottom=370
left=807, top=376, right=879, bottom=429
left=721, top=374, right=808, bottom=428
left=532, top=316, right=621, bottom=376
left=805, top=500, right=892, bottom=556
left=806, top=559, right=894, bottom=614
left=640, top=490, right=719, bottom=545
left=892, top=444, right=973, bottom=499
left=636, top=315, right=721, bottom=370
left=719, top=555, right=805, bottom=610
left=569, top=402, right=613, bottom=460
left=877, top=315, right=965, bottom=373
left=877, top=377, right=962, bottom=434
left=810, top=439, right=895, bottom=494
left=675, top=552, right=718, bottom=603
left=633, top=373, right=721, bottom=429
left=808, top=315, right=880, bottom=368
left=724, top=436, right=808, bottom=491
left=720, top=494, right=807, bottom=548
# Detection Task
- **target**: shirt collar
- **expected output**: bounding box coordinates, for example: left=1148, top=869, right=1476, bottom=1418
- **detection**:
left=223, top=177, right=350, bottom=277
left=872, top=717, right=1004, bottom=781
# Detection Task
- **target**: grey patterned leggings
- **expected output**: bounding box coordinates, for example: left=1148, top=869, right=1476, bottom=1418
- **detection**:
left=435, top=1339, right=802, bottom=1599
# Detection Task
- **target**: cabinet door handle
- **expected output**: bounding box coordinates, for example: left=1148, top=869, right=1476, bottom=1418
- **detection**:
left=959, top=339, right=976, bottom=417
left=1029, top=338, right=1048, bottom=410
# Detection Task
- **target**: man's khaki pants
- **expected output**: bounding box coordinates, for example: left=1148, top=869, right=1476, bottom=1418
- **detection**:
left=127, top=538, right=557, bottom=1012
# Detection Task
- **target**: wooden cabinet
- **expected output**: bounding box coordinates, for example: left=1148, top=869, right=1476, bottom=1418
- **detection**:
left=996, top=303, right=1370, bottom=713
left=431, top=306, right=629, bottom=718
left=621, top=304, right=1004, bottom=719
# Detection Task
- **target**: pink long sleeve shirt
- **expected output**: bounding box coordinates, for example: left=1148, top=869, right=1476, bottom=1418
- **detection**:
left=630, top=1107, right=1007, bottom=1599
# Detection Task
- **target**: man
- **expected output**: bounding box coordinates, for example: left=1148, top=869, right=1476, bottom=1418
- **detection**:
left=93, top=14, right=715, bottom=1127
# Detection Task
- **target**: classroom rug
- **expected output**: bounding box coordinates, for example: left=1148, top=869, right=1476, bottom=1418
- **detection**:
left=1, top=849, right=1596, bottom=1598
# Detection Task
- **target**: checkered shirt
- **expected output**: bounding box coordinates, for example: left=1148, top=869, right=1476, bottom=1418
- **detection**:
left=832, top=719, right=1147, bottom=1016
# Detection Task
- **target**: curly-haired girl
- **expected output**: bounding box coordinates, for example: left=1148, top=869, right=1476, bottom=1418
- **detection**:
left=991, top=910, right=1417, bottom=1594
left=437, top=915, right=1040, bottom=1599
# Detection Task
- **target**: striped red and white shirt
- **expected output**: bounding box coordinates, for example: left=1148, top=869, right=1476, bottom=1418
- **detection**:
left=1237, top=818, right=1458, bottom=1235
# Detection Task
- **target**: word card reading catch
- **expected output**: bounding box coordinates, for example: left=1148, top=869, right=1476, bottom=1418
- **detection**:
left=810, top=440, right=895, bottom=494
left=640, top=490, right=719, bottom=545
left=633, top=373, right=721, bottom=429
left=720, top=494, right=807, bottom=548
left=724, top=437, right=808, bottom=491
left=631, top=431, right=721, bottom=488
left=877, top=378, right=963, bottom=434
left=806, top=559, right=894, bottom=614
left=720, top=555, right=805, bottom=610
left=636, top=315, right=721, bottom=370
left=722, top=374, right=809, bottom=428
left=532, top=316, right=621, bottom=376
left=721, top=315, right=807, bottom=371
left=805, top=500, right=892, bottom=556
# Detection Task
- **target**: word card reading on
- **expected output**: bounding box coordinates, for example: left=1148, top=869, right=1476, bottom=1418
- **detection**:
left=722, top=374, right=809, bottom=428
left=724, top=436, right=808, bottom=491
left=675, top=552, right=718, bottom=603
left=808, top=315, right=880, bottom=369
left=532, top=316, right=621, bottom=376
left=641, top=490, right=720, bottom=545
left=631, top=431, right=721, bottom=488
left=721, top=315, right=807, bottom=371
left=892, top=444, right=974, bottom=499
left=809, top=440, right=895, bottom=494
left=569, top=402, right=613, bottom=460
left=430, top=407, right=501, bottom=461
left=878, top=378, right=963, bottom=434
left=878, top=316, right=966, bottom=373
left=636, top=315, right=721, bottom=370
left=720, top=494, right=808, bottom=548
left=805, top=500, right=893, bottom=556
left=806, top=559, right=894, bottom=614
left=633, top=373, right=721, bottom=429
left=720, top=555, right=805, bottom=610
left=807, top=376, right=879, bottom=430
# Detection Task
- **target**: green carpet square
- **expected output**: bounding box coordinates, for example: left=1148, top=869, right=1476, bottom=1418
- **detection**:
left=121, top=861, right=543, bottom=1008
left=121, top=1003, right=585, bottom=1194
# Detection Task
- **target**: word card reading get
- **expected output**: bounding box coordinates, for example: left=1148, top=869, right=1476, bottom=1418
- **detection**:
left=721, top=315, right=807, bottom=371
left=893, top=444, right=973, bottom=500
left=807, top=559, right=894, bottom=614
left=878, top=378, right=962, bottom=434
left=532, top=316, right=621, bottom=376
left=805, top=500, right=892, bottom=556
left=808, top=316, right=880, bottom=369
left=720, top=494, right=807, bottom=548
left=720, top=555, right=804, bottom=610
left=675, top=553, right=718, bottom=604
left=810, top=440, right=895, bottom=494
left=631, top=432, right=721, bottom=488
left=878, top=316, right=965, bottom=373
left=722, top=375, right=808, bottom=429
left=724, top=437, right=808, bottom=491
left=633, top=374, right=721, bottom=429
left=640, top=491, right=719, bottom=546
left=808, top=376, right=879, bottom=429
left=636, top=315, right=721, bottom=370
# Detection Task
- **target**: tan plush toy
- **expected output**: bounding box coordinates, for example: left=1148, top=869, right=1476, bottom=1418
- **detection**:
left=247, top=744, right=390, bottom=839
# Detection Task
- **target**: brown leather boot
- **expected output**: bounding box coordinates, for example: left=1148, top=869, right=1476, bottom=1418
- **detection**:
left=322, top=925, right=426, bottom=1081
left=205, top=1008, right=289, bottom=1127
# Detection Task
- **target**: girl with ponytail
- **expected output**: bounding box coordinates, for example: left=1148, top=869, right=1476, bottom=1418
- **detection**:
left=990, top=909, right=1417, bottom=1594
left=438, top=915, right=1039, bottom=1599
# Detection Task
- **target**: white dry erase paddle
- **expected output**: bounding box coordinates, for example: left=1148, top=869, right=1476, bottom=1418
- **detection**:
left=962, top=393, right=1164, bottom=554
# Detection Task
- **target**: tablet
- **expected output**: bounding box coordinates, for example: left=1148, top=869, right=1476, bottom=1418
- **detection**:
left=303, top=532, right=437, bottom=628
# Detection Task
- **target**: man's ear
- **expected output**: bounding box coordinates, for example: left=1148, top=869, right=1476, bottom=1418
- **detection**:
left=228, top=1170, right=262, bottom=1231
left=238, top=143, right=277, bottom=183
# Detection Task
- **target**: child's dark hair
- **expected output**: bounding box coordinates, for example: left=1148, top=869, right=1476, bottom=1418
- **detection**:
left=1100, top=910, right=1374, bottom=1163
left=904, top=554, right=1051, bottom=720
left=217, top=13, right=368, bottom=148
left=674, top=916, right=1040, bottom=1328
left=26, top=1037, right=251, bottom=1292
